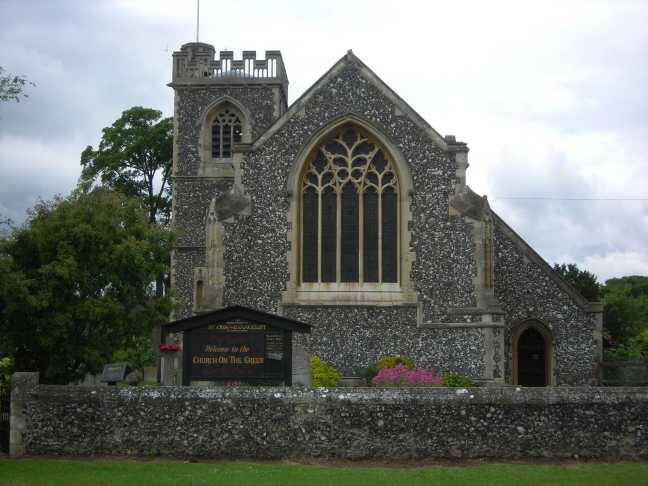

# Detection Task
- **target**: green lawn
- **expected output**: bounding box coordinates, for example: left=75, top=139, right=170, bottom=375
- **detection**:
left=1, top=458, right=647, bottom=485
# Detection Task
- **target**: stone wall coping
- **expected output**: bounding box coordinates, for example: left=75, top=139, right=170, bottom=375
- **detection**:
left=27, top=385, right=648, bottom=405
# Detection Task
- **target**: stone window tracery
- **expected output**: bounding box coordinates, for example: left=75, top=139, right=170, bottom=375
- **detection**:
left=211, top=108, right=242, bottom=159
left=300, top=124, right=399, bottom=284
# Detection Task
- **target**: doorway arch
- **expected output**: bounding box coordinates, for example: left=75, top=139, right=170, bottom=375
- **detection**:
left=513, top=320, right=553, bottom=386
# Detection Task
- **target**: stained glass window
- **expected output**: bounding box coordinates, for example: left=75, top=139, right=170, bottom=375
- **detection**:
left=302, top=187, right=318, bottom=282
left=300, top=124, right=399, bottom=284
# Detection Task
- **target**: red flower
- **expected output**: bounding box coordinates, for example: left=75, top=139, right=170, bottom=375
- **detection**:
left=159, top=343, right=180, bottom=352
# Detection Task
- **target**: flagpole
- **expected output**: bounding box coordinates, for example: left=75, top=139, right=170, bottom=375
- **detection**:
left=196, top=0, right=200, bottom=42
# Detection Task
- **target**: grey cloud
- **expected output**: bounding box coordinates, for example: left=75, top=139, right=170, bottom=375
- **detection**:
left=0, top=0, right=175, bottom=141
left=0, top=0, right=646, bottom=282
left=487, top=147, right=648, bottom=280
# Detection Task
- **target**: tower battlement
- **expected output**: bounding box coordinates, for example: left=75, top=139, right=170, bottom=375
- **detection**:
left=171, top=42, right=288, bottom=95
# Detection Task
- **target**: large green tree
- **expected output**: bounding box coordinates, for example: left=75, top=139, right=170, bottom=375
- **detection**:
left=603, top=276, right=648, bottom=347
left=80, top=106, right=173, bottom=225
left=0, top=188, right=174, bottom=383
left=553, top=263, right=602, bottom=301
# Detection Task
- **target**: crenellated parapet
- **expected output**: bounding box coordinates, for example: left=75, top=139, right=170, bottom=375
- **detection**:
left=171, top=42, right=288, bottom=98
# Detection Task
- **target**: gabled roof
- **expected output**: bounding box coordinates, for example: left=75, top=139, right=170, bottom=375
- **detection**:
left=450, top=184, right=601, bottom=313
left=491, top=209, right=603, bottom=313
left=162, top=305, right=312, bottom=334
left=252, top=50, right=453, bottom=151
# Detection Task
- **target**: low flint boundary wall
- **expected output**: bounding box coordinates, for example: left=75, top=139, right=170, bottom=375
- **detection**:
left=599, top=361, right=648, bottom=386
left=13, top=378, right=648, bottom=459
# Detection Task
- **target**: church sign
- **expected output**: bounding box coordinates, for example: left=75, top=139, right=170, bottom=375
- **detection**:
left=162, top=306, right=311, bottom=386
left=187, top=323, right=270, bottom=381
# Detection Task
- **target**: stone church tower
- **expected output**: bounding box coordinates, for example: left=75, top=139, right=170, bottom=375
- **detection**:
left=169, top=43, right=288, bottom=314
left=169, top=42, right=603, bottom=386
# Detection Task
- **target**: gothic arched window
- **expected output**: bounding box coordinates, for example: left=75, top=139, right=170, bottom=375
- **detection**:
left=300, top=124, right=399, bottom=284
left=211, top=108, right=242, bottom=158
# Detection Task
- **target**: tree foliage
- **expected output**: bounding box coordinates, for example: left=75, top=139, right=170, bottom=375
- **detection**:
left=552, top=263, right=648, bottom=352
left=111, top=335, right=156, bottom=375
left=553, top=263, right=602, bottom=301
left=602, top=276, right=648, bottom=347
left=0, top=189, right=174, bottom=383
left=80, top=107, right=173, bottom=224
left=0, top=356, right=13, bottom=391
left=0, top=66, right=34, bottom=103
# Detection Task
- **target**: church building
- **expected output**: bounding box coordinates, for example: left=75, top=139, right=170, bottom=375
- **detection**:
left=168, top=42, right=603, bottom=386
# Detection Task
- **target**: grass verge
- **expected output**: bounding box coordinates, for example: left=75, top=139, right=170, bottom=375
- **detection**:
left=1, top=458, right=647, bottom=485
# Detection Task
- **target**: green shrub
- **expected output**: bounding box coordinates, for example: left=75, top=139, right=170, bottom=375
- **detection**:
left=636, top=329, right=648, bottom=362
left=310, top=355, right=341, bottom=387
left=359, top=363, right=379, bottom=383
left=604, top=341, right=643, bottom=362
left=376, top=355, right=414, bottom=371
left=442, top=372, right=476, bottom=388
left=112, top=335, right=155, bottom=373
left=0, top=356, right=13, bottom=392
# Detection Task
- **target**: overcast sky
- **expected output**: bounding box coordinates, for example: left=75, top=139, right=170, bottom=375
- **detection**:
left=1, top=0, right=647, bottom=283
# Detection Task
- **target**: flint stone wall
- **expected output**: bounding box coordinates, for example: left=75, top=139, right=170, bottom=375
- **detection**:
left=601, top=362, right=648, bottom=386
left=218, top=62, right=479, bottom=375
left=22, top=385, right=648, bottom=459
left=493, top=224, right=598, bottom=385
left=227, top=63, right=473, bottom=316
left=285, top=306, right=485, bottom=377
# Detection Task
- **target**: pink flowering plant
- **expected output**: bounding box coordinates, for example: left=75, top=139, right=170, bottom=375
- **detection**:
left=159, top=343, right=180, bottom=352
left=371, top=363, right=443, bottom=387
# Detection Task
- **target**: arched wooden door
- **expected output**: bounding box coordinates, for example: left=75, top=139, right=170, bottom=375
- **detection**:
left=513, top=323, right=552, bottom=386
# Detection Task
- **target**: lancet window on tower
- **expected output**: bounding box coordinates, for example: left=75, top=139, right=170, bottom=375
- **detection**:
left=300, top=124, right=399, bottom=284
left=211, top=108, right=242, bottom=158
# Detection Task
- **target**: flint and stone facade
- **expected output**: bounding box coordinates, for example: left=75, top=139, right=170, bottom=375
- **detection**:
left=168, top=42, right=603, bottom=385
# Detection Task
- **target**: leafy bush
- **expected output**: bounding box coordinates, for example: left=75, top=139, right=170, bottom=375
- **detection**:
left=358, top=363, right=379, bottom=383
left=637, top=329, right=648, bottom=362
left=0, top=356, right=13, bottom=392
left=604, top=341, right=643, bottom=362
left=602, top=276, right=648, bottom=347
left=376, top=355, right=414, bottom=371
left=442, top=372, right=476, bottom=388
left=372, top=364, right=442, bottom=387
left=310, top=355, right=341, bottom=387
left=0, top=189, right=174, bottom=384
left=112, top=335, right=155, bottom=373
